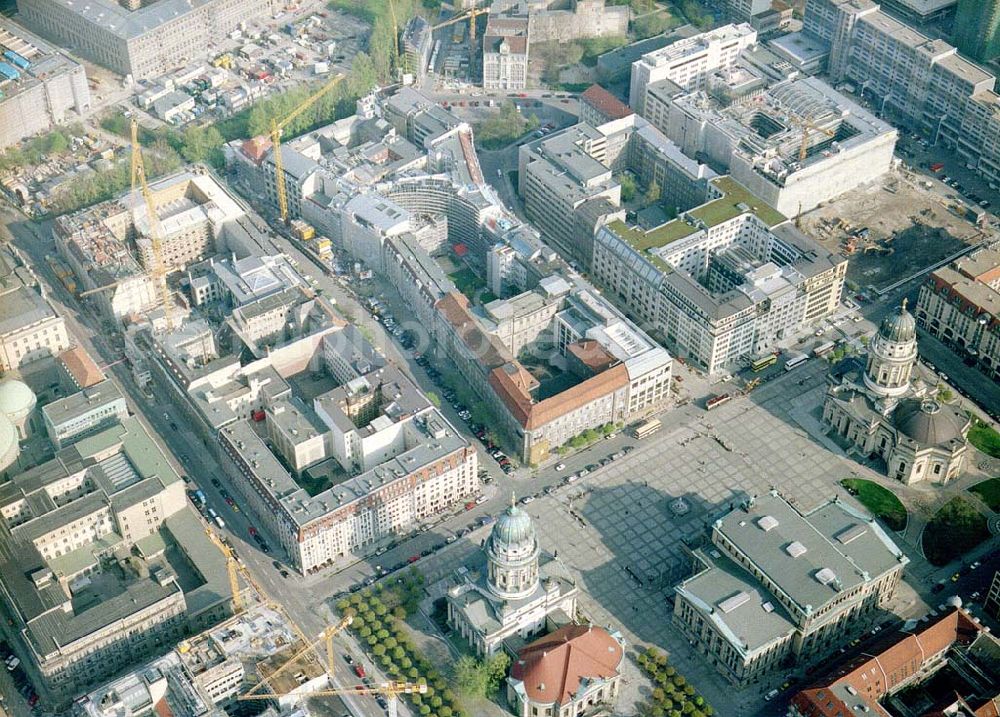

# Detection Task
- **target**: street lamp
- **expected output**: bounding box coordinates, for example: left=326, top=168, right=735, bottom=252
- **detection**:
left=933, top=114, right=950, bottom=146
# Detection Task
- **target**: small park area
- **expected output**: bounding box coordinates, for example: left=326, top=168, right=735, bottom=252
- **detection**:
left=969, top=477, right=1000, bottom=511
left=969, top=420, right=1000, bottom=458
left=840, top=478, right=907, bottom=531
left=922, top=497, right=990, bottom=566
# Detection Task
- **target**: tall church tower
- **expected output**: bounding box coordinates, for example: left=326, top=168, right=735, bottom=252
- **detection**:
left=864, top=299, right=918, bottom=399
left=486, top=500, right=540, bottom=601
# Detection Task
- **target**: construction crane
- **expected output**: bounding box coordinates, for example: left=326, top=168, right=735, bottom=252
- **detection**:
left=797, top=117, right=836, bottom=162
left=204, top=528, right=245, bottom=613
left=238, top=615, right=353, bottom=702
left=270, top=72, right=346, bottom=224
left=431, top=6, right=490, bottom=40
left=129, top=118, right=175, bottom=331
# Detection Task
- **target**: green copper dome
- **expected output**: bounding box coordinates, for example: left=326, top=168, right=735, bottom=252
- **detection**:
left=491, top=504, right=535, bottom=548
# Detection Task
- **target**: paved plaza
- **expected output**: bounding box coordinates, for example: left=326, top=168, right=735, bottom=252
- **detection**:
left=416, top=361, right=871, bottom=716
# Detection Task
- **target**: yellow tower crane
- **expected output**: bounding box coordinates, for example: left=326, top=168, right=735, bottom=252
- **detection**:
left=237, top=615, right=354, bottom=702
left=431, top=6, right=489, bottom=40
left=204, top=528, right=246, bottom=613
left=797, top=117, right=836, bottom=162
left=271, top=73, right=346, bottom=224
left=129, top=118, right=174, bottom=331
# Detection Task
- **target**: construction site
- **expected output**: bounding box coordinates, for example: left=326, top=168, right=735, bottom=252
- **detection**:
left=798, top=173, right=991, bottom=293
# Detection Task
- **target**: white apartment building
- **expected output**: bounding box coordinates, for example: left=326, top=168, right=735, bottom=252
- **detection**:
left=41, top=379, right=129, bottom=449
left=219, top=407, right=478, bottom=574
left=629, top=23, right=758, bottom=115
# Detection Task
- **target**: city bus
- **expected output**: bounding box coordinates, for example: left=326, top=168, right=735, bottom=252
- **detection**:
left=785, top=354, right=810, bottom=371
left=706, top=394, right=732, bottom=411
left=750, top=352, right=778, bottom=372
left=813, top=341, right=836, bottom=358
left=633, top=418, right=662, bottom=439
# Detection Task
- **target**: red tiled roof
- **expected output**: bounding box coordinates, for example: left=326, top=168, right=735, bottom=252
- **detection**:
left=567, top=340, right=616, bottom=373
left=435, top=293, right=513, bottom=370
left=580, top=84, right=633, bottom=121
left=511, top=625, right=623, bottom=707
left=58, top=345, right=105, bottom=388
left=241, top=136, right=272, bottom=163
left=790, top=610, right=985, bottom=717
left=489, top=362, right=627, bottom=430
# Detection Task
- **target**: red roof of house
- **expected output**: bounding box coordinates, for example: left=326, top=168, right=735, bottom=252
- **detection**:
left=511, top=625, right=623, bottom=706
left=790, top=610, right=987, bottom=717
left=241, top=136, right=272, bottom=163
left=58, top=345, right=105, bottom=388
left=580, top=84, right=633, bottom=121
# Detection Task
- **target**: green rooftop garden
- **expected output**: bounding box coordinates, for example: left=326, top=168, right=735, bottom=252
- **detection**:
left=688, top=177, right=786, bottom=229
left=605, top=177, right=786, bottom=276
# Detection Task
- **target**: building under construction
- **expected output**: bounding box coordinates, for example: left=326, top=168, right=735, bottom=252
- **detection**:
left=643, top=59, right=898, bottom=215
left=53, top=170, right=247, bottom=324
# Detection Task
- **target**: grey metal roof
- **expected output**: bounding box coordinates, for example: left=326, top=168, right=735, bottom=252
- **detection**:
left=714, top=493, right=907, bottom=617
left=891, top=398, right=968, bottom=447
left=676, top=551, right=796, bottom=656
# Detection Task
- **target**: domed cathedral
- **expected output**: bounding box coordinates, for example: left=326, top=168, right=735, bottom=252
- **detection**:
left=447, top=500, right=579, bottom=657
left=823, top=300, right=971, bottom=485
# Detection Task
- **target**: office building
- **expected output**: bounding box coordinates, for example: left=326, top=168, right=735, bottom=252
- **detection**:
left=0, top=20, right=91, bottom=151
left=629, top=24, right=758, bottom=115
left=984, top=569, right=1000, bottom=620
left=192, top=326, right=478, bottom=575
left=41, top=379, right=129, bottom=449
left=16, top=0, right=276, bottom=80
left=507, top=624, right=625, bottom=717
left=435, top=282, right=673, bottom=464
left=953, top=0, right=1000, bottom=64
left=578, top=84, right=633, bottom=127
left=789, top=609, right=1000, bottom=717
left=0, top=285, right=69, bottom=372
left=823, top=302, right=971, bottom=484
left=0, top=418, right=233, bottom=702
left=674, top=491, right=908, bottom=686
left=448, top=503, right=579, bottom=656
left=915, top=248, right=1000, bottom=384
left=57, top=345, right=106, bottom=390
left=592, top=176, right=845, bottom=374
left=802, top=0, right=1000, bottom=186
left=517, top=114, right=714, bottom=266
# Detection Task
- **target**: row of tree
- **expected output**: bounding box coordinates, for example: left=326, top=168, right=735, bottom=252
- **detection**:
left=335, top=572, right=466, bottom=717
left=636, top=647, right=714, bottom=717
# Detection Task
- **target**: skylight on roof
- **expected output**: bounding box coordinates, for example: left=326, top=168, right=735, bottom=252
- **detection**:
left=718, top=591, right=752, bottom=613
left=757, top=515, right=779, bottom=531
left=815, top=568, right=837, bottom=585
left=835, top=523, right=868, bottom=545
left=785, top=541, right=807, bottom=558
